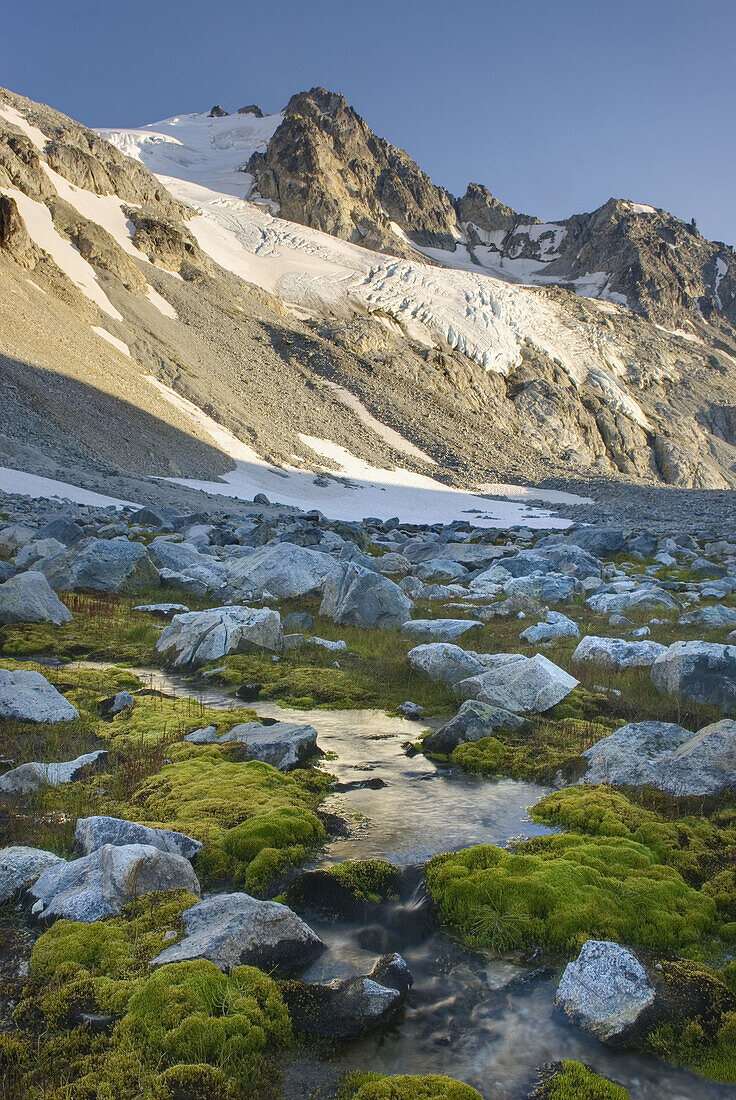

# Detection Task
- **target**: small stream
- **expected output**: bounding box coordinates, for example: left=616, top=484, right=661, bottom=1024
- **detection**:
left=74, top=664, right=736, bottom=1099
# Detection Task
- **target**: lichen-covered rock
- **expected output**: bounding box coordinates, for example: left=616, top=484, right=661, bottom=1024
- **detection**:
left=0, top=669, right=79, bottom=723
left=520, top=612, right=580, bottom=644
left=225, top=541, right=334, bottom=597
left=572, top=635, right=668, bottom=670
left=586, top=586, right=681, bottom=614
left=0, top=750, right=108, bottom=794
left=651, top=640, right=736, bottom=710
left=150, top=891, right=324, bottom=971
left=680, top=604, right=736, bottom=628
left=407, top=642, right=488, bottom=687
left=401, top=618, right=483, bottom=641
left=75, top=816, right=202, bottom=859
left=0, top=845, right=65, bottom=902
left=582, top=718, right=736, bottom=795
left=320, top=561, right=412, bottom=628
left=456, top=653, right=578, bottom=714
left=29, top=843, right=201, bottom=921
left=156, top=605, right=283, bottom=667
left=0, top=570, right=72, bottom=624
left=556, top=940, right=655, bottom=1043
left=37, top=537, right=159, bottom=594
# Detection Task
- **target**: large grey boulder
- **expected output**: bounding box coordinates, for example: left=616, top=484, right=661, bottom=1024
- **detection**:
left=29, top=843, right=201, bottom=922
left=422, top=699, right=528, bottom=755
left=0, top=750, right=108, bottom=794
left=36, top=517, right=84, bottom=545
left=75, top=816, right=202, bottom=860
left=147, top=537, right=209, bottom=572
left=582, top=718, right=736, bottom=795
left=226, top=542, right=334, bottom=597
left=566, top=528, right=626, bottom=557
left=572, top=636, right=668, bottom=670
left=456, top=653, right=578, bottom=713
left=414, top=558, right=468, bottom=583
left=282, top=952, right=412, bottom=1038
left=538, top=544, right=603, bottom=580
left=151, top=892, right=324, bottom=971
left=0, top=571, right=72, bottom=625
left=555, top=941, right=655, bottom=1043
left=401, top=618, right=483, bottom=642
left=0, top=524, right=35, bottom=554
left=320, top=561, right=412, bottom=628
left=14, top=538, right=66, bottom=569
left=587, top=586, right=680, bottom=615
left=651, top=640, right=736, bottom=711
left=38, top=537, right=159, bottom=594
left=184, top=720, right=318, bottom=770
left=407, top=643, right=488, bottom=688
left=0, top=846, right=65, bottom=902
left=0, top=669, right=79, bottom=723
left=680, top=605, right=736, bottom=629
left=156, top=606, right=283, bottom=667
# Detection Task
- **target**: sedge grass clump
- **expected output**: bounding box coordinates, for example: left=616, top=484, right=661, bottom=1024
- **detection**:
left=128, top=750, right=326, bottom=892
left=425, top=835, right=715, bottom=957
left=118, top=960, right=290, bottom=1090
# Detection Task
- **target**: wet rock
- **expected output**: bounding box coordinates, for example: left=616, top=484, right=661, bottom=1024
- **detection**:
left=456, top=653, right=578, bottom=714
left=0, top=668, right=80, bottom=723
left=156, top=605, right=283, bottom=667
left=320, top=561, right=412, bottom=628
left=651, top=640, right=736, bottom=710
left=151, top=891, right=323, bottom=971
left=423, top=699, right=528, bottom=755
left=75, top=816, right=202, bottom=859
left=572, top=635, right=668, bottom=669
left=401, top=618, right=483, bottom=641
left=0, top=750, right=109, bottom=794
left=0, top=845, right=65, bottom=902
left=236, top=682, right=263, bottom=701
left=286, top=869, right=366, bottom=920
left=29, top=843, right=200, bottom=921
left=583, top=718, right=736, bottom=795
left=0, top=570, right=72, bottom=625
left=281, top=952, right=412, bottom=1038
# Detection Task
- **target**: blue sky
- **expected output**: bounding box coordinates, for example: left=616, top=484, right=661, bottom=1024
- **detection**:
left=3, top=0, right=734, bottom=243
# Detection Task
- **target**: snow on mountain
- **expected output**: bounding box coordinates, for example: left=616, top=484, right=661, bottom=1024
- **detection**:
left=99, top=108, right=283, bottom=202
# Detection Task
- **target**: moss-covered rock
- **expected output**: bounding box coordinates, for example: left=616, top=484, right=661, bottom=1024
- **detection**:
left=425, top=835, right=715, bottom=956
left=339, top=1072, right=483, bottom=1099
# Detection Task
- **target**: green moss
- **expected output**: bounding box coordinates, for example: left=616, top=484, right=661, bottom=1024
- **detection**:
left=129, top=752, right=326, bottom=892
left=425, top=835, right=715, bottom=957
left=119, top=960, right=290, bottom=1087
left=534, top=1060, right=630, bottom=1099
left=328, top=859, right=401, bottom=903
left=156, top=1063, right=236, bottom=1099
left=531, top=787, right=736, bottom=900
left=451, top=716, right=612, bottom=784
left=339, top=1071, right=483, bottom=1099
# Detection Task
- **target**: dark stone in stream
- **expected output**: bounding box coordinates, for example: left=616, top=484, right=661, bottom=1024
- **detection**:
left=236, top=683, right=263, bottom=701
left=401, top=740, right=419, bottom=757
left=281, top=952, right=412, bottom=1038
left=505, top=966, right=555, bottom=990
left=286, top=870, right=365, bottom=920
left=330, top=777, right=387, bottom=792
left=316, top=810, right=351, bottom=837
left=356, top=924, right=402, bottom=954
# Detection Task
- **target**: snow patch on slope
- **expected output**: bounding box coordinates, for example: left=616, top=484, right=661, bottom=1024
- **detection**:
left=0, top=466, right=134, bottom=508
